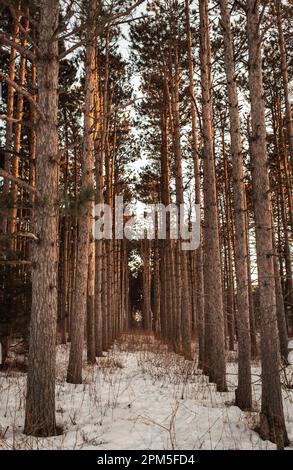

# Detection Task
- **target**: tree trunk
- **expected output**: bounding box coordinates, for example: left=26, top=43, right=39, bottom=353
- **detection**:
left=94, top=105, right=104, bottom=356
left=1, top=5, right=21, bottom=234
left=24, top=0, right=60, bottom=437
left=153, top=215, right=161, bottom=336
left=185, top=0, right=204, bottom=367
left=275, top=0, right=293, bottom=174
left=170, top=45, right=192, bottom=360
left=246, top=0, right=288, bottom=448
left=219, top=0, right=252, bottom=410
left=87, top=221, right=96, bottom=363
left=67, top=2, right=97, bottom=383
left=142, top=239, right=152, bottom=331
left=271, top=215, right=288, bottom=363
left=244, top=188, right=258, bottom=358
left=199, top=0, right=227, bottom=391
left=9, top=13, right=30, bottom=247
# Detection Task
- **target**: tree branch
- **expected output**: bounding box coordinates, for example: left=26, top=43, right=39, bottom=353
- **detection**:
left=0, top=115, right=20, bottom=123
left=59, top=0, right=146, bottom=59
left=0, top=71, right=45, bottom=120
left=0, top=168, right=38, bottom=195
left=0, top=33, right=36, bottom=62
left=3, top=0, right=42, bottom=57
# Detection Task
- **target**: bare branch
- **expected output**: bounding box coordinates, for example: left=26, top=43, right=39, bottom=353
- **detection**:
left=0, top=231, right=38, bottom=240
left=58, top=140, right=81, bottom=162
left=258, top=1, right=269, bottom=32
left=0, top=115, right=20, bottom=123
left=111, top=14, right=149, bottom=27
left=3, top=0, right=42, bottom=56
left=0, top=33, right=36, bottom=62
left=59, top=39, right=84, bottom=60
left=0, top=71, right=45, bottom=120
left=108, top=0, right=146, bottom=24
left=0, top=168, right=38, bottom=195
left=60, top=0, right=146, bottom=60
left=0, top=260, right=32, bottom=265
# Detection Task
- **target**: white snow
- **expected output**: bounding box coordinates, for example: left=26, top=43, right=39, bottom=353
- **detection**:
left=0, top=334, right=292, bottom=450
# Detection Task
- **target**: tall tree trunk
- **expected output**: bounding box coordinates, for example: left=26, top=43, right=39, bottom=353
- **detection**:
left=199, top=0, right=227, bottom=391
left=142, top=239, right=152, bottom=331
left=276, top=126, right=293, bottom=333
left=219, top=0, right=252, bottom=410
left=244, top=188, right=258, bottom=358
left=24, top=0, right=60, bottom=437
left=67, top=2, right=96, bottom=383
left=222, top=136, right=235, bottom=352
left=153, top=214, right=161, bottom=336
left=275, top=0, right=293, bottom=174
left=94, top=86, right=104, bottom=356
left=9, top=13, right=30, bottom=247
left=159, top=102, right=170, bottom=341
left=1, top=4, right=21, bottom=234
left=170, top=45, right=192, bottom=360
left=102, top=242, right=109, bottom=350
left=271, top=214, right=288, bottom=363
left=185, top=0, right=204, bottom=367
left=246, top=0, right=288, bottom=448
left=87, top=223, right=96, bottom=363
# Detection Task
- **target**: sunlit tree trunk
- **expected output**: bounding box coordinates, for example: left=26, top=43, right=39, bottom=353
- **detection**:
left=1, top=4, right=21, bottom=234
left=9, top=13, right=30, bottom=247
left=67, top=2, right=97, bottom=383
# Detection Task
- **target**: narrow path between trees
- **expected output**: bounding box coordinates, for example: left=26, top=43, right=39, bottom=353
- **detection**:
left=1, top=334, right=292, bottom=450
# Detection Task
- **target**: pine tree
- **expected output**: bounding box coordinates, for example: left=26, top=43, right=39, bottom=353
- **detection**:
left=199, top=0, right=227, bottom=392
left=219, top=0, right=252, bottom=410
left=25, top=0, right=60, bottom=437
left=67, top=0, right=97, bottom=383
left=246, top=0, right=288, bottom=448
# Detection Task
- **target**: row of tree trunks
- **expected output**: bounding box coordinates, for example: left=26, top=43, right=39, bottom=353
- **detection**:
left=0, top=0, right=290, bottom=449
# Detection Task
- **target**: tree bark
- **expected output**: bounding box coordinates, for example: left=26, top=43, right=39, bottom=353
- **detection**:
left=67, top=2, right=97, bottom=383
left=170, top=44, right=192, bottom=360
left=199, top=0, right=227, bottom=391
left=275, top=0, right=293, bottom=174
left=246, top=0, right=288, bottom=448
left=219, top=0, right=252, bottom=410
left=185, top=0, right=204, bottom=367
left=1, top=4, right=21, bottom=234
left=24, top=0, right=60, bottom=437
left=9, top=13, right=30, bottom=247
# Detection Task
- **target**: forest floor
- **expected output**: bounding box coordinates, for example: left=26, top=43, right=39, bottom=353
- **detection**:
left=0, top=333, right=293, bottom=450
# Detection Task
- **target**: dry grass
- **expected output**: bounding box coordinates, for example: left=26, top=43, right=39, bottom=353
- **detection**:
left=98, top=356, right=124, bottom=372
left=0, top=333, right=292, bottom=450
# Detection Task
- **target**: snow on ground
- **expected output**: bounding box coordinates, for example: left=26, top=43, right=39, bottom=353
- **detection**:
left=0, top=334, right=293, bottom=450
